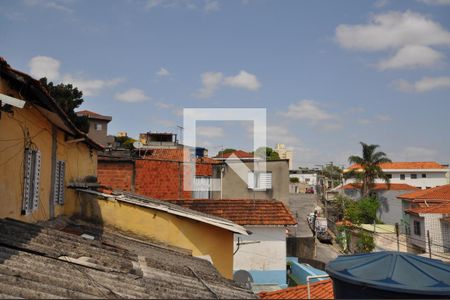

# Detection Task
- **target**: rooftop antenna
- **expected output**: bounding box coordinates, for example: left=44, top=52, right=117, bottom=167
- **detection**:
left=176, top=125, right=184, bottom=144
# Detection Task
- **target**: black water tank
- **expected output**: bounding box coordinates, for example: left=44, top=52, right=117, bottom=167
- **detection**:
left=326, top=251, right=450, bottom=299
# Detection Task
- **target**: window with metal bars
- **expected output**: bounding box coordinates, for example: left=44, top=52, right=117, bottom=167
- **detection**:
left=247, top=172, right=272, bottom=190
left=53, top=160, right=66, bottom=205
left=22, top=149, right=41, bottom=215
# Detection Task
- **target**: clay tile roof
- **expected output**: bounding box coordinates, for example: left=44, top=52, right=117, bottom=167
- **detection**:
left=406, top=202, right=450, bottom=214
left=165, top=199, right=297, bottom=226
left=258, top=279, right=334, bottom=299
left=397, top=184, right=450, bottom=201
left=342, top=183, right=418, bottom=191
left=347, top=162, right=447, bottom=171
left=216, top=150, right=254, bottom=159
left=76, top=110, right=112, bottom=121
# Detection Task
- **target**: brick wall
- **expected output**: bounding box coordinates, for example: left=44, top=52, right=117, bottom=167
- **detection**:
left=98, top=161, right=134, bottom=192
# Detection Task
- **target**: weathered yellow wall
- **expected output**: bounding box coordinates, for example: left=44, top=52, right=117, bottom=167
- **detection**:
left=0, top=78, right=97, bottom=222
left=67, top=192, right=234, bottom=278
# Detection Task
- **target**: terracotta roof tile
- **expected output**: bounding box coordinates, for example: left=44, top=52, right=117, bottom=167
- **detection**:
left=258, top=279, right=334, bottom=299
left=347, top=162, right=447, bottom=171
left=342, top=183, right=418, bottom=191
left=406, top=202, right=450, bottom=214
left=216, top=150, right=253, bottom=159
left=165, top=199, right=297, bottom=226
left=76, top=110, right=112, bottom=121
left=397, top=184, right=450, bottom=201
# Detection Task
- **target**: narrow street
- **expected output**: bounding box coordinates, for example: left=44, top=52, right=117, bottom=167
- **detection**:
left=287, top=193, right=341, bottom=264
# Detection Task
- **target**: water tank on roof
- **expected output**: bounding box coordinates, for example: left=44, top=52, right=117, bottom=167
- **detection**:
left=326, top=251, right=450, bottom=299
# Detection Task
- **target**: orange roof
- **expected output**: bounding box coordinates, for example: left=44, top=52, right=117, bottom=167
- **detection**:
left=258, top=279, right=334, bottom=299
left=216, top=150, right=253, bottom=159
left=347, top=162, right=446, bottom=170
left=406, top=203, right=450, bottom=214
left=342, top=183, right=418, bottom=191
left=397, top=184, right=450, bottom=201
left=76, top=110, right=112, bottom=121
left=165, top=199, right=297, bottom=226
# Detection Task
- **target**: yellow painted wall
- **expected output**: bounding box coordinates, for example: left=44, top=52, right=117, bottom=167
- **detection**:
left=67, top=192, right=234, bottom=278
left=0, top=78, right=97, bottom=222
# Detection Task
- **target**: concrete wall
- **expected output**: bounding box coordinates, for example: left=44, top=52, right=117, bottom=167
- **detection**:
left=0, top=78, right=97, bottom=222
left=233, top=226, right=287, bottom=286
left=289, top=173, right=318, bottom=185
left=87, top=119, right=109, bottom=146
left=408, top=214, right=426, bottom=250
left=212, top=160, right=289, bottom=203
left=66, top=192, right=234, bottom=279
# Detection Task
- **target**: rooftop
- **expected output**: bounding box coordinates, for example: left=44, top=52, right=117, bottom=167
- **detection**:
left=406, top=202, right=450, bottom=215
left=397, top=184, right=450, bottom=202
left=258, top=279, right=333, bottom=299
left=215, top=150, right=254, bottom=159
left=76, top=110, right=112, bottom=121
left=346, top=161, right=447, bottom=171
left=342, top=183, right=418, bottom=191
left=165, top=199, right=297, bottom=226
left=0, top=217, right=256, bottom=299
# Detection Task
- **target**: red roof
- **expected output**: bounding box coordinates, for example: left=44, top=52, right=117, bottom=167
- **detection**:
left=406, top=203, right=450, bottom=215
left=76, top=110, right=112, bottom=121
left=347, top=162, right=446, bottom=170
left=165, top=199, right=297, bottom=226
left=216, top=150, right=253, bottom=159
left=397, top=184, right=450, bottom=201
left=342, top=183, right=418, bottom=191
left=258, top=279, right=334, bottom=299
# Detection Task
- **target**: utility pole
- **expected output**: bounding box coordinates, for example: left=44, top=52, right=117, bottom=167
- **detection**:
left=395, top=223, right=400, bottom=252
left=427, top=230, right=432, bottom=259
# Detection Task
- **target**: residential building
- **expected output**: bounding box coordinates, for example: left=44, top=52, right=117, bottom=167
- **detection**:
left=258, top=279, right=334, bottom=299
left=0, top=217, right=256, bottom=298
left=214, top=149, right=254, bottom=160
left=167, top=199, right=297, bottom=289
left=274, top=143, right=293, bottom=170
left=289, top=170, right=318, bottom=186
left=117, top=131, right=128, bottom=137
left=76, top=110, right=113, bottom=147
left=211, top=159, right=290, bottom=203
left=139, top=131, right=180, bottom=149
left=70, top=189, right=249, bottom=279
left=340, top=183, right=418, bottom=227
left=344, top=162, right=450, bottom=190
left=0, top=57, right=102, bottom=222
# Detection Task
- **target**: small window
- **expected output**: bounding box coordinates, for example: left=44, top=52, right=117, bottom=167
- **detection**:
left=411, top=174, right=417, bottom=179
left=248, top=172, right=272, bottom=190
left=413, top=220, right=421, bottom=236
left=95, top=123, right=102, bottom=131
left=22, top=149, right=41, bottom=215
left=422, top=174, right=427, bottom=178
left=400, top=174, right=405, bottom=180
left=386, top=174, right=392, bottom=179
left=53, top=160, right=66, bottom=205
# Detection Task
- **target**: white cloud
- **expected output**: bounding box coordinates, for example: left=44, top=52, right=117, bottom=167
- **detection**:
left=393, top=76, right=450, bottom=92
left=28, top=56, right=61, bottom=81
left=397, top=146, right=437, bottom=161
left=374, top=0, right=390, bottom=8
left=336, top=11, right=450, bottom=70
left=146, top=0, right=220, bottom=12
left=155, top=101, right=174, bottom=109
left=157, top=67, right=170, bottom=77
left=62, top=75, right=123, bottom=97
left=197, top=126, right=224, bottom=138
left=194, top=72, right=223, bottom=98
left=223, top=70, right=261, bottom=91
left=376, top=114, right=392, bottom=122
left=377, top=45, right=444, bottom=70
left=115, top=88, right=150, bottom=103
left=281, top=100, right=334, bottom=122
left=417, top=0, right=450, bottom=5
left=267, top=125, right=301, bottom=146
left=204, top=0, right=220, bottom=12
left=24, top=0, right=73, bottom=13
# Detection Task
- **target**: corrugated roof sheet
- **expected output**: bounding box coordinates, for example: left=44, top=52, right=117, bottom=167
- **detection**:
left=258, top=279, right=334, bottom=299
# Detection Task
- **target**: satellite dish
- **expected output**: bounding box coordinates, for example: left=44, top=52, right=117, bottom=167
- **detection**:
left=133, top=141, right=143, bottom=149
left=233, top=270, right=253, bottom=289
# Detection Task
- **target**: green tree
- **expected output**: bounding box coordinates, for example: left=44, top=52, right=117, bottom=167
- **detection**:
left=39, top=77, right=89, bottom=133
left=216, top=148, right=236, bottom=157
left=115, top=136, right=136, bottom=150
left=356, top=231, right=375, bottom=253
left=345, top=196, right=380, bottom=224
left=346, top=142, right=392, bottom=197
left=290, top=177, right=299, bottom=183
left=254, top=147, right=280, bottom=160
left=322, top=164, right=343, bottom=187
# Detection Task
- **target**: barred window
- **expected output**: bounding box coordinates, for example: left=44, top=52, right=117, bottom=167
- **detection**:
left=22, top=149, right=41, bottom=215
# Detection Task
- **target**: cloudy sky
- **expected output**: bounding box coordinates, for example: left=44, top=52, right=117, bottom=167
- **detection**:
left=1, top=0, right=450, bottom=168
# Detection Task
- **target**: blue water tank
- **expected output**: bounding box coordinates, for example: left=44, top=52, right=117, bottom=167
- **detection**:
left=326, top=251, right=450, bottom=299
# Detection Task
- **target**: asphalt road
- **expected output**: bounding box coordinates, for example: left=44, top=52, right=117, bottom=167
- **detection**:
left=287, top=193, right=341, bottom=264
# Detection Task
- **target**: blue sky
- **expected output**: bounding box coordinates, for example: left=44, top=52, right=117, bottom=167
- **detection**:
left=1, top=0, right=450, bottom=168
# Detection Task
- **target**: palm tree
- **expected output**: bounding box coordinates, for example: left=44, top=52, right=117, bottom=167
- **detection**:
left=346, top=142, right=392, bottom=197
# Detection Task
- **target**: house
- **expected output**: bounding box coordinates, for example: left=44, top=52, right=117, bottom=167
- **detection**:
left=97, top=148, right=218, bottom=199
left=0, top=217, right=256, bottom=298
left=76, top=110, right=113, bottom=147
left=0, top=57, right=102, bottom=222
left=258, top=279, right=334, bottom=299
left=166, top=199, right=297, bottom=289
left=274, top=144, right=294, bottom=170
left=211, top=158, right=290, bottom=203
left=139, top=131, right=180, bottom=149
left=69, top=189, right=249, bottom=279
left=340, top=183, right=419, bottom=227
left=344, top=162, right=450, bottom=190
